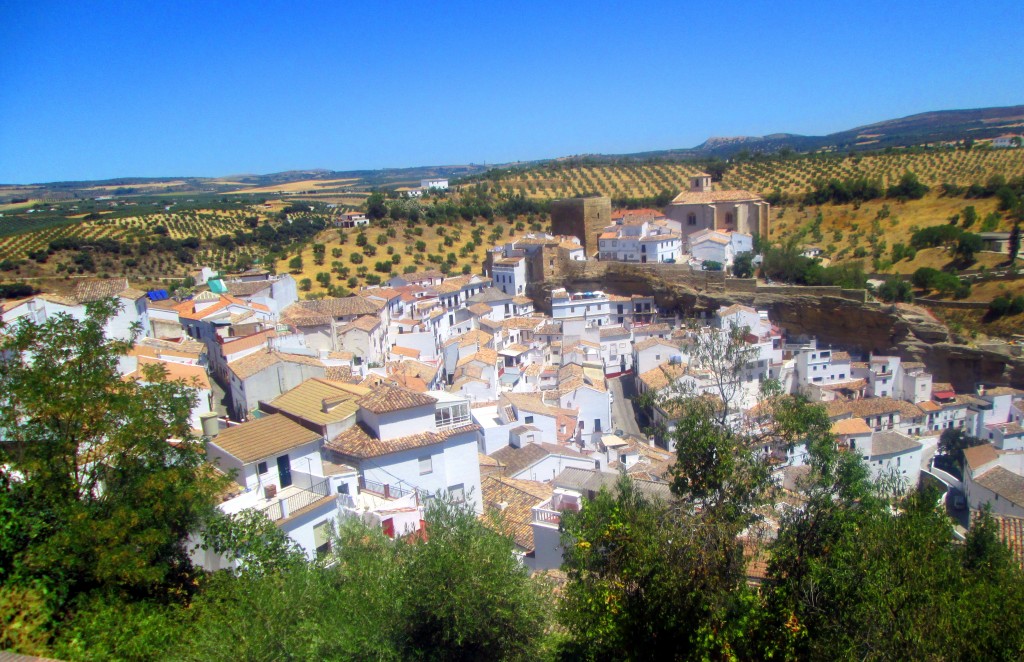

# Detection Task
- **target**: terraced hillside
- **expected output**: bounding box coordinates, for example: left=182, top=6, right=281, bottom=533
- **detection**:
left=724, top=148, right=1024, bottom=195
left=480, top=163, right=706, bottom=200
left=476, top=149, right=1024, bottom=201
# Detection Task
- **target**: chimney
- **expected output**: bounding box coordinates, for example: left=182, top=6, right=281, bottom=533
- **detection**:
left=200, top=412, right=220, bottom=437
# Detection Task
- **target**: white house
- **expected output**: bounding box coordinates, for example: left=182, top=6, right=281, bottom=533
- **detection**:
left=551, top=288, right=612, bottom=328
left=963, top=444, right=1024, bottom=518
left=203, top=414, right=339, bottom=563
left=992, top=135, right=1021, bottom=149
left=598, top=219, right=681, bottom=264
left=689, top=230, right=753, bottom=268
left=492, top=253, right=528, bottom=296
left=324, top=384, right=483, bottom=513
left=123, top=355, right=213, bottom=430
left=227, top=351, right=327, bottom=420
left=420, top=178, right=449, bottom=191
left=3, top=279, right=150, bottom=343
left=858, top=430, right=924, bottom=490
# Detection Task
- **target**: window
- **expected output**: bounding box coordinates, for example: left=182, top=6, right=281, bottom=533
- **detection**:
left=435, top=402, right=470, bottom=428
left=448, top=483, right=466, bottom=503
left=419, top=456, right=433, bottom=475
left=687, top=213, right=696, bottom=226
left=257, top=461, right=268, bottom=475
left=524, top=415, right=534, bottom=424
left=313, top=520, right=332, bottom=557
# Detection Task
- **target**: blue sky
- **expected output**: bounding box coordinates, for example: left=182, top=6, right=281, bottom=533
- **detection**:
left=1, top=1, right=1021, bottom=183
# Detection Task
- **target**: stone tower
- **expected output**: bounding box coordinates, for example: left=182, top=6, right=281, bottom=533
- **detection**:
left=550, top=196, right=611, bottom=257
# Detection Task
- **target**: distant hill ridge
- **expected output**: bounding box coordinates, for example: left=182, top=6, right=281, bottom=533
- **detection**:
left=674, top=105, right=1024, bottom=158
left=4, top=105, right=1023, bottom=193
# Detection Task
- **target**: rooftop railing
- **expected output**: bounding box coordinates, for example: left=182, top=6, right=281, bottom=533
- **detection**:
left=258, top=478, right=331, bottom=522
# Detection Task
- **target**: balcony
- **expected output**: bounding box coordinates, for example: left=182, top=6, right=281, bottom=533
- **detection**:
left=257, top=478, right=332, bottom=522
left=532, top=503, right=561, bottom=527
left=359, top=476, right=430, bottom=501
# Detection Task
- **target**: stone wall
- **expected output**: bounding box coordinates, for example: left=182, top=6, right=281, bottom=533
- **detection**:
left=915, top=298, right=991, bottom=310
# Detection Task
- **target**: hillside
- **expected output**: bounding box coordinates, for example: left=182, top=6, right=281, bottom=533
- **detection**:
left=619, top=105, right=1024, bottom=159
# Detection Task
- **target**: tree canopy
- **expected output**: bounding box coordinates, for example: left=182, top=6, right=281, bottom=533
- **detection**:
left=0, top=300, right=228, bottom=653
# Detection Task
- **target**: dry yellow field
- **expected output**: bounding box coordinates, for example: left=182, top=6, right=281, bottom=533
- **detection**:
left=770, top=193, right=1007, bottom=251
left=85, top=181, right=190, bottom=191
left=225, top=178, right=361, bottom=195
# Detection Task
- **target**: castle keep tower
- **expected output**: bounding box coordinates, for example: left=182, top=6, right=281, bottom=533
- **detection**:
left=550, top=196, right=611, bottom=257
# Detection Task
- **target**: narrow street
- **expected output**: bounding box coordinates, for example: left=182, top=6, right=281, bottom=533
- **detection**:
left=608, top=375, right=643, bottom=439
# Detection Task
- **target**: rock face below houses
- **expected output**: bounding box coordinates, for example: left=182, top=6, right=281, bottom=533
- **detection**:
left=532, top=263, right=1024, bottom=390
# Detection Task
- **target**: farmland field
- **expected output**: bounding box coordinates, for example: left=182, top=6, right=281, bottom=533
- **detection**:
left=274, top=216, right=524, bottom=297
left=724, top=148, right=1024, bottom=194
left=478, top=149, right=1024, bottom=201
left=2, top=147, right=1023, bottom=305
left=224, top=178, right=362, bottom=195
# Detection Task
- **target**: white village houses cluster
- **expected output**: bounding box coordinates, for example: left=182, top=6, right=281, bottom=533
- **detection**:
left=4, top=198, right=1022, bottom=572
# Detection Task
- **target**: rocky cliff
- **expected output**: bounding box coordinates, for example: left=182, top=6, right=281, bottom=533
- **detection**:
left=533, top=264, right=1024, bottom=390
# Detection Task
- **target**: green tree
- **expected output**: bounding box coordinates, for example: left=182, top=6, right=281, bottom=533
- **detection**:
left=365, top=192, right=387, bottom=220
left=955, top=232, right=983, bottom=267
left=981, top=212, right=1002, bottom=232
left=761, top=433, right=1024, bottom=660
left=0, top=300, right=226, bottom=650
left=937, top=427, right=986, bottom=472
left=876, top=276, right=913, bottom=302
left=288, top=255, right=303, bottom=273
left=963, top=205, right=978, bottom=228
left=1010, top=221, right=1021, bottom=263
left=732, top=252, right=754, bottom=278
left=559, top=475, right=760, bottom=660
left=886, top=171, right=929, bottom=201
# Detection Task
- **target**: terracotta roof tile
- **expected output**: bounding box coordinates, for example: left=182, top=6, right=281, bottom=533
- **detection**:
left=964, top=444, right=1000, bottom=472
left=975, top=466, right=1024, bottom=507
left=634, top=337, right=681, bottom=352
left=638, top=363, right=689, bottom=392
left=326, top=421, right=480, bottom=459
left=129, top=355, right=211, bottom=390
left=265, top=378, right=369, bottom=426
left=671, top=188, right=764, bottom=204
left=73, top=278, right=138, bottom=302
left=210, top=413, right=322, bottom=464
left=356, top=382, right=437, bottom=414
left=831, top=418, right=872, bottom=436
left=229, top=351, right=324, bottom=380
left=457, top=348, right=499, bottom=368
left=282, top=297, right=384, bottom=325
left=224, top=280, right=272, bottom=297
left=824, top=397, right=924, bottom=420
left=481, top=475, right=553, bottom=550
left=870, top=431, right=921, bottom=456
